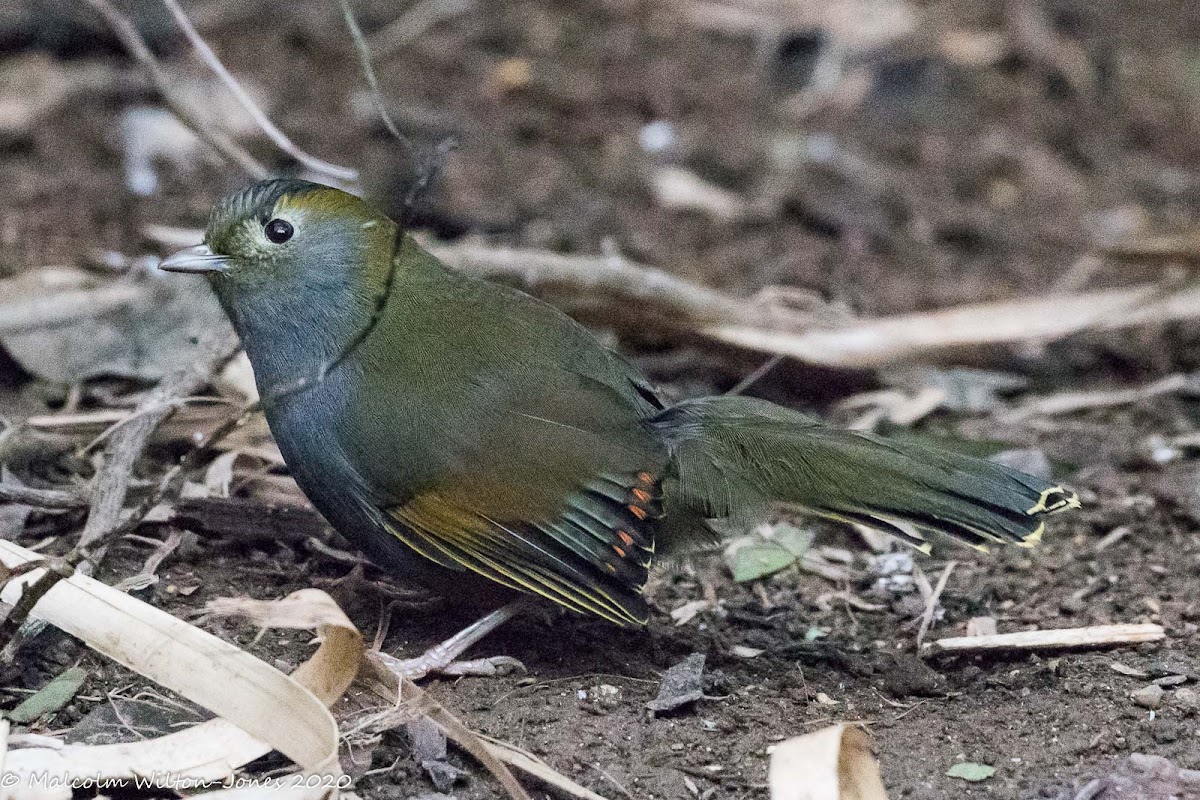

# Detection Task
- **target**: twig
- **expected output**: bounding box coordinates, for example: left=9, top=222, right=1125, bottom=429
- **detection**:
left=76, top=333, right=238, bottom=558
left=339, top=0, right=412, bottom=150
left=928, top=623, right=1165, bottom=655
left=1092, top=526, right=1132, bottom=554
left=340, top=0, right=458, bottom=220
left=589, top=762, right=636, bottom=800
left=0, top=557, right=76, bottom=662
left=358, top=656, right=533, bottom=800
left=81, top=0, right=268, bottom=179
left=915, top=561, right=957, bottom=649
left=0, top=483, right=85, bottom=510
left=113, top=530, right=184, bottom=592
left=708, top=279, right=1200, bottom=368
left=78, top=396, right=233, bottom=456
left=368, top=0, right=476, bottom=58
left=1001, top=374, right=1194, bottom=422
left=161, top=0, right=357, bottom=184
left=726, top=353, right=785, bottom=396
left=427, top=239, right=1200, bottom=367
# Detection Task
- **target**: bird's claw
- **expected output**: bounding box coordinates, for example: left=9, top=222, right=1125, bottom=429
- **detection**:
left=379, top=650, right=526, bottom=680
left=438, top=655, right=526, bottom=677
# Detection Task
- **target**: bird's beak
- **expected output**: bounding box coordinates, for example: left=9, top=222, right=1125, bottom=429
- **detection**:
left=159, top=244, right=230, bottom=274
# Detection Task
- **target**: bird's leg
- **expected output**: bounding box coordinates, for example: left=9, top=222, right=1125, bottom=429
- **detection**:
left=376, top=600, right=528, bottom=679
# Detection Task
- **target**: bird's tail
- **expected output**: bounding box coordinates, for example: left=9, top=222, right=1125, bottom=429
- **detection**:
left=651, top=396, right=1079, bottom=553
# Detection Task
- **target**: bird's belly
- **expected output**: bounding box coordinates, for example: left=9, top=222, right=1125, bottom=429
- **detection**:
left=262, top=386, right=424, bottom=573
left=261, top=381, right=508, bottom=607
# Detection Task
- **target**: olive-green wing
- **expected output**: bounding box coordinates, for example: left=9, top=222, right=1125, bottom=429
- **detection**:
left=376, top=368, right=668, bottom=625
left=384, top=471, right=661, bottom=625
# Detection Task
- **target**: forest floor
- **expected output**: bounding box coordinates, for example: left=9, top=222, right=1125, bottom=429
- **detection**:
left=3, top=0, right=1200, bottom=798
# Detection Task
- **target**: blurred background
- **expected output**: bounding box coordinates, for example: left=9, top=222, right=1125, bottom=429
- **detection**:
left=3, top=1, right=1199, bottom=308
left=3, top=1, right=1200, bottom=798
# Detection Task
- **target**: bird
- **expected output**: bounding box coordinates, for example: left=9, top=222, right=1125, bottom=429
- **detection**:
left=161, top=178, right=1080, bottom=676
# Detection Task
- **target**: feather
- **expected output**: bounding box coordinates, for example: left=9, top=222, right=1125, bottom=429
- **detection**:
left=652, top=396, right=1080, bottom=551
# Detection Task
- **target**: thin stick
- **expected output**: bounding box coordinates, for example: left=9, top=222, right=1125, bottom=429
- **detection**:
left=929, top=623, right=1165, bottom=655
left=369, top=0, right=476, bottom=58
left=113, top=530, right=184, bottom=592
left=161, top=0, right=358, bottom=184
left=915, top=560, right=957, bottom=648
left=726, top=353, right=785, bottom=396
left=339, top=0, right=412, bottom=150
left=0, top=483, right=85, bottom=510
left=82, top=0, right=268, bottom=178
left=1002, top=374, right=1191, bottom=422
left=76, top=334, right=238, bottom=557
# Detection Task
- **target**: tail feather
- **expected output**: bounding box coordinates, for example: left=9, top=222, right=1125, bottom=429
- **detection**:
left=652, top=396, right=1079, bottom=553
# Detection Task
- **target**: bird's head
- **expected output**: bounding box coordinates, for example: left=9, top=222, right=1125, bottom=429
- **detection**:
left=161, top=178, right=398, bottom=316
left=161, top=179, right=401, bottom=386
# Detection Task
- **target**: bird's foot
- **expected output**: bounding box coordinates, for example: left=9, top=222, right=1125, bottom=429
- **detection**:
left=379, top=651, right=525, bottom=680
left=376, top=600, right=528, bottom=680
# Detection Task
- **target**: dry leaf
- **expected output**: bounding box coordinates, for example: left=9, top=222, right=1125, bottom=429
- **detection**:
left=0, top=265, right=231, bottom=382
left=0, top=539, right=358, bottom=797
left=475, top=735, right=608, bottom=800
left=769, top=724, right=888, bottom=800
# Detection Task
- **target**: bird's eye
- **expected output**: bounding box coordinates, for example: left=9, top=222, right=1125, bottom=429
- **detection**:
left=264, top=218, right=294, bottom=244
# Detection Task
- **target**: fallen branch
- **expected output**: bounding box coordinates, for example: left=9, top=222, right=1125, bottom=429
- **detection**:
left=928, top=623, right=1165, bottom=655
left=424, top=240, right=822, bottom=332
left=170, top=497, right=329, bottom=545
left=708, top=281, right=1186, bottom=367
left=0, top=483, right=85, bottom=510
left=143, top=228, right=1200, bottom=370
left=426, top=239, right=1200, bottom=367
left=1001, top=374, right=1195, bottom=421
left=81, top=0, right=268, bottom=178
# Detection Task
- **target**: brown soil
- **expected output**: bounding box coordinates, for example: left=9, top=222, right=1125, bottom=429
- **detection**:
left=3, top=1, right=1200, bottom=798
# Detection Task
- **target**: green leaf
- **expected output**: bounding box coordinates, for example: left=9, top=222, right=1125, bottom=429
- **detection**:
left=726, top=523, right=815, bottom=583
left=946, top=762, right=996, bottom=782
left=730, top=542, right=797, bottom=582
left=7, top=666, right=86, bottom=724
left=772, top=523, right=815, bottom=557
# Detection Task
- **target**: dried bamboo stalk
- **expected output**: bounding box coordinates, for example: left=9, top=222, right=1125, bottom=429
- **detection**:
left=930, top=623, right=1165, bottom=655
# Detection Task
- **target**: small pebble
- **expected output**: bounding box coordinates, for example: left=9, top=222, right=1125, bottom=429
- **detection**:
left=1131, top=684, right=1165, bottom=709
left=639, top=121, right=676, bottom=153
